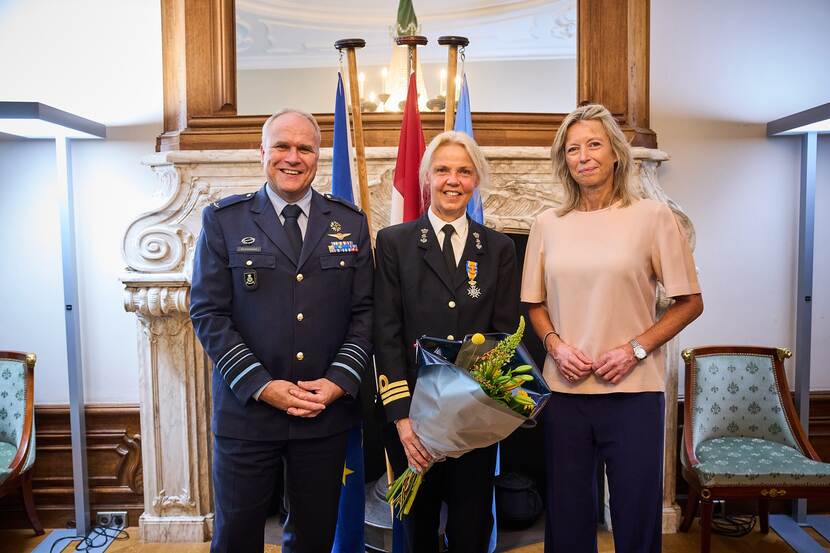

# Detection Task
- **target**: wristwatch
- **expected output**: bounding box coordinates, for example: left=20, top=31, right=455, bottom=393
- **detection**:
left=629, top=339, right=647, bottom=361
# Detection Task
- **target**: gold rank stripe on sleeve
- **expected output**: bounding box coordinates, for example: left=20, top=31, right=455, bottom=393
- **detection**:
left=378, top=375, right=410, bottom=405
left=382, top=389, right=411, bottom=406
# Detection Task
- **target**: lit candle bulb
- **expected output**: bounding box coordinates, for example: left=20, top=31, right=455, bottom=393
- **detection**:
left=440, top=69, right=447, bottom=97
left=358, top=72, right=365, bottom=99
left=381, top=67, right=389, bottom=94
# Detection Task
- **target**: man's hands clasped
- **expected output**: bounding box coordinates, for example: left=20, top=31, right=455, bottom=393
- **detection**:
left=258, top=378, right=345, bottom=417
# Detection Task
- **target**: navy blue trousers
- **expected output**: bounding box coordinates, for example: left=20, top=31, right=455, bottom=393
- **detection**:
left=543, top=392, right=664, bottom=553
left=211, top=431, right=349, bottom=553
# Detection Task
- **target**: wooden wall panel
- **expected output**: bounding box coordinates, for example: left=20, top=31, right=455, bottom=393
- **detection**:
left=6, top=393, right=828, bottom=529
left=0, top=405, right=143, bottom=530
left=157, top=0, right=656, bottom=151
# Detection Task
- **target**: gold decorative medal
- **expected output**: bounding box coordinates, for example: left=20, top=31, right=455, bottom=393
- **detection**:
left=466, top=260, right=481, bottom=299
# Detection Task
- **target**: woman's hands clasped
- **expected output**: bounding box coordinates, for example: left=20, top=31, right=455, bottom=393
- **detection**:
left=593, top=345, right=638, bottom=384
left=547, top=336, right=593, bottom=383
left=547, top=336, right=639, bottom=385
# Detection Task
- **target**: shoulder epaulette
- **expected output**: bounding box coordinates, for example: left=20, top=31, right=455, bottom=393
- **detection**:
left=323, top=193, right=363, bottom=214
left=210, top=192, right=255, bottom=210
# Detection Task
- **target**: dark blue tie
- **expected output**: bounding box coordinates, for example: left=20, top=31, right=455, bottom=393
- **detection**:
left=442, top=224, right=456, bottom=274
left=281, top=204, right=303, bottom=262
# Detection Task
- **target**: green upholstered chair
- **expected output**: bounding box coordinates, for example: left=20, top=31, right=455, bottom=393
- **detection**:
left=679, top=346, right=830, bottom=553
left=0, top=351, right=42, bottom=535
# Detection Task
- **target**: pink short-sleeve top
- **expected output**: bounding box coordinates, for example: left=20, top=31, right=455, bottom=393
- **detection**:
left=520, top=199, right=700, bottom=394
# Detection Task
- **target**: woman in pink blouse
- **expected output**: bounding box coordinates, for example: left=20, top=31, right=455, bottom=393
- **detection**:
left=521, top=103, right=703, bottom=553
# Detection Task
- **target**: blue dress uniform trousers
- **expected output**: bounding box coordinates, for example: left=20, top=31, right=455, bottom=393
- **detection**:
left=190, top=185, right=373, bottom=553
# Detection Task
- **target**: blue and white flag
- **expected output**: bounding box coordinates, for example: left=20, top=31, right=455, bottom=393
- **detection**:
left=330, top=71, right=365, bottom=553
left=454, top=73, right=497, bottom=553
left=453, top=74, right=484, bottom=224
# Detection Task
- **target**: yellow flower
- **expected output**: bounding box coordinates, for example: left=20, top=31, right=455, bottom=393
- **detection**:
left=471, top=333, right=486, bottom=345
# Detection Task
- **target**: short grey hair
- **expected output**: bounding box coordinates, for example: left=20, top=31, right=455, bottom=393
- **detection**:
left=262, top=108, right=321, bottom=147
left=419, top=131, right=490, bottom=197
left=551, top=103, right=635, bottom=216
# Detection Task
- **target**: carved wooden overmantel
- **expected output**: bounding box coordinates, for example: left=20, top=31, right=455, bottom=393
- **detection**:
left=156, top=0, right=654, bottom=151
left=122, top=147, right=692, bottom=541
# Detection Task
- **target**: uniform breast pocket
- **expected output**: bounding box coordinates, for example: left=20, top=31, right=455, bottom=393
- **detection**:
left=228, top=253, right=276, bottom=291
left=320, top=254, right=357, bottom=271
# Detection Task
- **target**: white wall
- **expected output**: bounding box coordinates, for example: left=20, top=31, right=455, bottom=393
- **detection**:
left=0, top=0, right=827, bottom=406
left=0, top=1, right=163, bottom=404
left=650, top=0, right=830, bottom=390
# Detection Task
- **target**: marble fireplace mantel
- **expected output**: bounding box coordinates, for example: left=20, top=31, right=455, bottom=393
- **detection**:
left=121, top=146, right=693, bottom=542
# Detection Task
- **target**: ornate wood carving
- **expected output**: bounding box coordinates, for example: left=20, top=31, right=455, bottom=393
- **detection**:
left=0, top=405, right=144, bottom=529
left=157, top=0, right=654, bottom=151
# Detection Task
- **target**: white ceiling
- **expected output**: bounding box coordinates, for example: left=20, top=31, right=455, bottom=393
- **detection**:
left=236, top=0, right=576, bottom=70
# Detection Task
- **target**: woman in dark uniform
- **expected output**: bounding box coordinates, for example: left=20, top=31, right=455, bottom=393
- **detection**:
left=374, top=130, right=520, bottom=552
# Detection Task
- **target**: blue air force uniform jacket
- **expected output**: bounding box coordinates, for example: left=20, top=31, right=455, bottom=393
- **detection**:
left=190, top=185, right=373, bottom=441
left=373, top=214, right=520, bottom=423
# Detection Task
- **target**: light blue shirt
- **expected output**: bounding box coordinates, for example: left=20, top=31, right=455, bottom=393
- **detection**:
left=265, top=184, right=312, bottom=238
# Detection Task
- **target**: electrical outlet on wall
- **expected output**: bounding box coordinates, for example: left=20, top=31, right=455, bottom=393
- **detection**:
left=95, top=511, right=127, bottom=528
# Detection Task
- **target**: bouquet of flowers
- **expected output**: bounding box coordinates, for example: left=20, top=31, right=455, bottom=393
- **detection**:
left=386, top=316, right=550, bottom=517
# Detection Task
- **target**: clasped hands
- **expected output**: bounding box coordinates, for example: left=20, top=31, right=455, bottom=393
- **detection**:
left=548, top=338, right=638, bottom=385
left=258, top=378, right=344, bottom=417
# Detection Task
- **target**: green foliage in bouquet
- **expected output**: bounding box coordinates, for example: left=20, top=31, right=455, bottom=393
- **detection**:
left=468, top=316, right=535, bottom=415
left=387, top=317, right=537, bottom=518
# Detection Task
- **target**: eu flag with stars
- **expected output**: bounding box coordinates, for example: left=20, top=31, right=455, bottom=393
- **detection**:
left=330, top=71, right=365, bottom=553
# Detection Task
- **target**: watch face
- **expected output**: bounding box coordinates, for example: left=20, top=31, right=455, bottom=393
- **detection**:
left=634, top=346, right=647, bottom=360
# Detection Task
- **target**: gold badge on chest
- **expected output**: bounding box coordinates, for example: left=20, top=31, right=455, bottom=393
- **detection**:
left=328, top=220, right=351, bottom=241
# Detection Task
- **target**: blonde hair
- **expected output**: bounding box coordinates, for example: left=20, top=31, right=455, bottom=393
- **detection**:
left=551, top=104, right=635, bottom=216
left=262, top=108, right=321, bottom=148
left=419, top=131, right=490, bottom=204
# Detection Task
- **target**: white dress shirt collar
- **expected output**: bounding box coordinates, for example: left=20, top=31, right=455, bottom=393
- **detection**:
left=427, top=207, right=469, bottom=265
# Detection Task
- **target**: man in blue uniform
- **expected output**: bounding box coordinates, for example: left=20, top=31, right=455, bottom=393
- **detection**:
left=190, top=109, right=373, bottom=553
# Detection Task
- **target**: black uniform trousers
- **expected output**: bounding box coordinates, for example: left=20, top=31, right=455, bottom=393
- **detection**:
left=211, top=430, right=349, bottom=553
left=385, top=424, right=498, bottom=553
left=543, top=392, right=665, bottom=553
